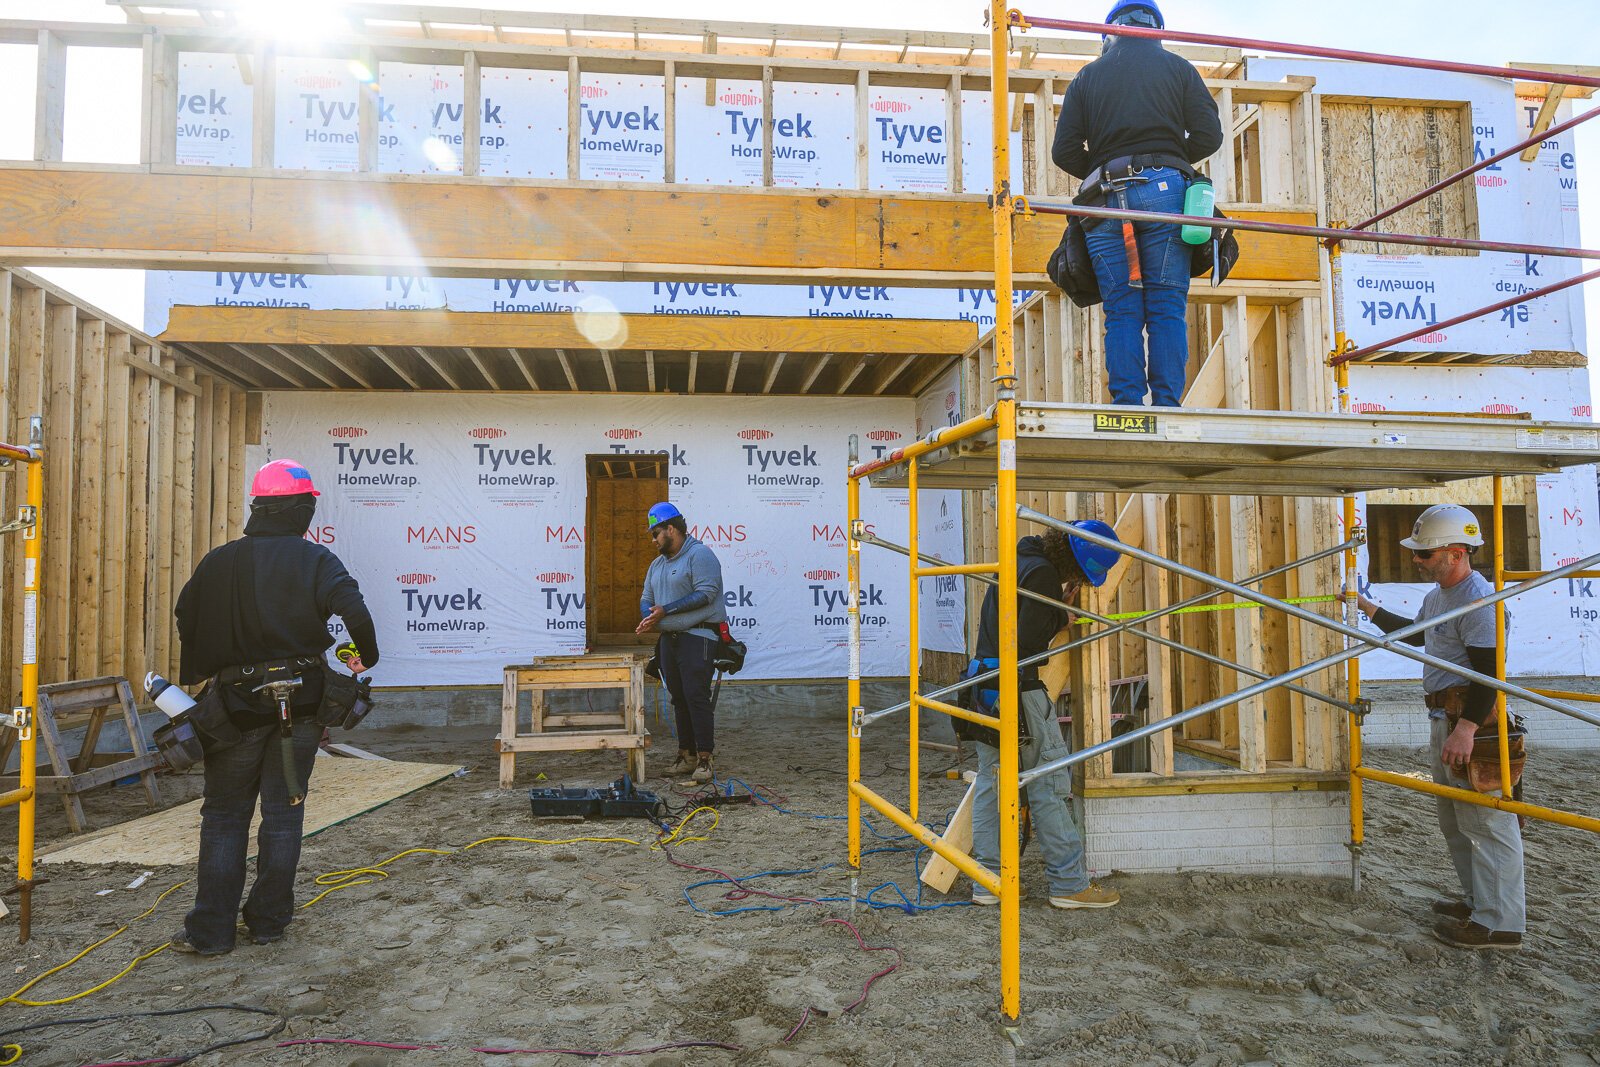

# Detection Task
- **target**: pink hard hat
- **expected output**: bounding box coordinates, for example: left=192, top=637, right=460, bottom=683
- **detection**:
left=250, top=459, right=320, bottom=498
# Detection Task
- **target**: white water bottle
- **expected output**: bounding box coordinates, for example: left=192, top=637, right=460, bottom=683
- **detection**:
left=145, top=672, right=197, bottom=720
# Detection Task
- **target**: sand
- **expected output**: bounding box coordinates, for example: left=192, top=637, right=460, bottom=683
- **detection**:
left=6, top=696, right=1600, bottom=1067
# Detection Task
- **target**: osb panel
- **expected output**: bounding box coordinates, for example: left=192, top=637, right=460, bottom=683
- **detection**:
left=1323, top=101, right=1472, bottom=256
left=41, top=756, right=462, bottom=866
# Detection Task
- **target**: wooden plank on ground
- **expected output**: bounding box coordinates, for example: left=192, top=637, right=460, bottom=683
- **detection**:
left=41, top=756, right=464, bottom=866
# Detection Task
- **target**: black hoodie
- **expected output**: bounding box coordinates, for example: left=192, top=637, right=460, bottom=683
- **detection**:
left=1052, top=36, right=1224, bottom=179
left=175, top=498, right=379, bottom=700
left=975, top=536, right=1067, bottom=687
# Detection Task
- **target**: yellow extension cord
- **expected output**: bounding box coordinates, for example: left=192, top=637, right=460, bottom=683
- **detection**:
left=1, top=806, right=721, bottom=1015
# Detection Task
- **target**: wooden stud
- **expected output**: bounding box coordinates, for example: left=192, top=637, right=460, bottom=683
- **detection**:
left=554, top=348, right=578, bottom=390
left=171, top=363, right=198, bottom=677
left=152, top=352, right=177, bottom=680
left=462, top=50, right=482, bottom=176
left=410, top=345, right=463, bottom=389
left=1520, top=84, right=1562, bottom=163
left=644, top=349, right=656, bottom=392
left=798, top=351, right=830, bottom=393
left=35, top=30, right=67, bottom=162
left=308, top=343, right=375, bottom=388
left=686, top=350, right=698, bottom=392
left=228, top=387, right=246, bottom=540
left=99, top=333, right=131, bottom=677
left=946, top=72, right=961, bottom=194
left=42, top=302, right=77, bottom=684
left=761, top=351, right=785, bottom=393
left=228, top=343, right=305, bottom=388
left=72, top=319, right=108, bottom=678
left=661, top=59, right=675, bottom=185
left=192, top=375, right=214, bottom=563
left=357, top=47, right=378, bottom=172
left=724, top=350, right=741, bottom=393
left=365, top=345, right=420, bottom=389
left=124, top=344, right=152, bottom=689
left=210, top=382, right=234, bottom=552
left=566, top=56, right=581, bottom=180
left=507, top=346, right=539, bottom=390
left=855, top=68, right=870, bottom=190
left=265, top=343, right=342, bottom=388
left=252, top=42, right=275, bottom=169
left=461, top=346, right=499, bottom=389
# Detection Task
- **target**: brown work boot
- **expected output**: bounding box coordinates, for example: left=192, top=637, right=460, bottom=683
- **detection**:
left=690, top=752, right=714, bottom=784
left=1432, top=919, right=1521, bottom=950
left=1050, top=883, right=1120, bottom=910
left=1430, top=899, right=1472, bottom=922
left=667, top=749, right=694, bottom=776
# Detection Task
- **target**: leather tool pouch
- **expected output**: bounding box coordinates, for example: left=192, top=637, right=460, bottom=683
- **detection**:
left=317, top=663, right=375, bottom=730
left=187, top=681, right=242, bottom=751
left=1434, top=685, right=1527, bottom=794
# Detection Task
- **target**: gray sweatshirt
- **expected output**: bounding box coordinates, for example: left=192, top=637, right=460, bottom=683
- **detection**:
left=640, top=536, right=727, bottom=642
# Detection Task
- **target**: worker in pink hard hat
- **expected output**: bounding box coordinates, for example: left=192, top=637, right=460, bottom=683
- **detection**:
left=169, top=457, right=378, bottom=956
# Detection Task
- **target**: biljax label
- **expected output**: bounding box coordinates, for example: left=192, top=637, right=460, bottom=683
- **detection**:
left=1093, top=412, right=1158, bottom=435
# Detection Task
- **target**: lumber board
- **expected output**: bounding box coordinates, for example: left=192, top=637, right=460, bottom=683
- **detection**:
left=919, top=770, right=979, bottom=894
left=0, top=168, right=1319, bottom=285
left=42, top=301, right=76, bottom=684
left=100, top=332, right=132, bottom=678
left=0, top=276, right=11, bottom=697
left=124, top=346, right=152, bottom=689
left=40, top=756, right=464, bottom=866
left=496, top=732, right=648, bottom=752
left=73, top=319, right=107, bottom=675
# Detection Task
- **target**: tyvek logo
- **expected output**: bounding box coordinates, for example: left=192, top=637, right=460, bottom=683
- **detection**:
left=871, top=100, right=912, bottom=113
left=1481, top=404, right=1520, bottom=414
left=468, top=427, right=508, bottom=440
left=865, top=430, right=903, bottom=442
left=541, top=581, right=585, bottom=631
left=535, top=571, right=574, bottom=583
left=1350, top=402, right=1387, bottom=413
left=605, top=428, right=642, bottom=440
left=328, top=426, right=367, bottom=439
left=809, top=579, right=887, bottom=627
left=398, top=573, right=436, bottom=584
left=805, top=569, right=840, bottom=580
left=739, top=429, right=774, bottom=441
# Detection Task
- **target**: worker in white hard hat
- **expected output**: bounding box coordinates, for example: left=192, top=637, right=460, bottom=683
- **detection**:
left=1357, top=503, right=1524, bottom=951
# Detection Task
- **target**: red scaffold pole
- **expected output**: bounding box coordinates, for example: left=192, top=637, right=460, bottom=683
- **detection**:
left=1013, top=14, right=1600, bottom=89
left=1331, top=266, right=1600, bottom=365
left=1027, top=201, right=1600, bottom=262
left=1349, top=106, right=1600, bottom=236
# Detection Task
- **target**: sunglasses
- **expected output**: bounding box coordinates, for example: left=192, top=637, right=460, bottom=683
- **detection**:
left=1411, top=548, right=1449, bottom=560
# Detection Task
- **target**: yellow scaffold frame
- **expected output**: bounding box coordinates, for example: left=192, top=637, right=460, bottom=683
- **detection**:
left=0, top=416, right=44, bottom=943
left=845, top=0, right=1026, bottom=1023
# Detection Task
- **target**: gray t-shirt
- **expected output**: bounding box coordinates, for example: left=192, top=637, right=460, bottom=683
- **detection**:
left=1417, top=570, right=1504, bottom=706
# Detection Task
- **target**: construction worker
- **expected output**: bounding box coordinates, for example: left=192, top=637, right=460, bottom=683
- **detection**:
left=1052, top=0, right=1223, bottom=407
left=170, top=459, right=379, bottom=956
left=636, top=501, right=727, bottom=783
left=1357, top=503, right=1524, bottom=950
left=960, top=522, right=1123, bottom=910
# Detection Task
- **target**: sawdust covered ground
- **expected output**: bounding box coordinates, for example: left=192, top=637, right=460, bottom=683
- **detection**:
left=8, top=695, right=1600, bottom=1067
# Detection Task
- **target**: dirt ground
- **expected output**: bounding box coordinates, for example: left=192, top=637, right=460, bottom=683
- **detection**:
left=6, top=696, right=1600, bottom=1067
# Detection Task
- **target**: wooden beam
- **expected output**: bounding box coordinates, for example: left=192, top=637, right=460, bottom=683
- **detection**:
left=224, top=342, right=303, bottom=387
left=266, top=343, right=342, bottom=388
left=159, top=306, right=979, bottom=355
left=798, top=351, right=832, bottom=392
left=645, top=349, right=655, bottom=392
left=1520, top=84, right=1563, bottom=162
left=34, top=30, right=67, bottom=162
left=42, top=302, right=77, bottom=683
left=554, top=348, right=578, bottom=390
left=867, top=352, right=916, bottom=394
left=308, top=343, right=375, bottom=388
left=834, top=353, right=868, bottom=394
left=761, top=351, right=786, bottom=392
left=724, top=351, right=741, bottom=393
left=600, top=349, right=617, bottom=391
left=506, top=346, right=539, bottom=390
left=410, top=345, right=463, bottom=389
left=125, top=348, right=204, bottom=394
left=903, top=354, right=954, bottom=397
left=366, top=344, right=420, bottom=388
left=461, top=346, right=499, bottom=389
left=100, top=331, right=131, bottom=678
left=0, top=168, right=1321, bottom=285
left=686, top=350, right=698, bottom=392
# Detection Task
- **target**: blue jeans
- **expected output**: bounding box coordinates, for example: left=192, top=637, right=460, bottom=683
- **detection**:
left=658, top=632, right=717, bottom=753
left=971, top=688, right=1089, bottom=896
left=1083, top=166, right=1192, bottom=407
left=184, top=719, right=320, bottom=952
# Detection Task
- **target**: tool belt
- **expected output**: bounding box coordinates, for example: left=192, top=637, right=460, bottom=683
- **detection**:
left=1428, top=684, right=1527, bottom=794
left=1074, top=153, right=1197, bottom=204
left=215, top=655, right=322, bottom=688
left=952, top=657, right=1037, bottom=749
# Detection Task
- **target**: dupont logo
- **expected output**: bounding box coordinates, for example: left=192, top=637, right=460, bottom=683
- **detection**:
left=398, top=573, right=436, bottom=585
left=535, top=571, right=574, bottom=583
left=579, top=84, right=608, bottom=99
left=1350, top=402, right=1387, bottom=413
left=865, top=430, right=903, bottom=442
left=945, top=390, right=957, bottom=412
left=805, top=568, right=841, bottom=580
left=432, top=77, right=449, bottom=90
left=296, top=75, right=339, bottom=89
left=1414, top=332, right=1447, bottom=344
left=605, top=428, right=642, bottom=440
left=1481, top=403, right=1520, bottom=414
left=1477, top=175, right=1508, bottom=188
left=1573, top=405, right=1592, bottom=417
left=328, top=426, right=368, bottom=438
left=738, top=429, right=774, bottom=440
left=871, top=100, right=912, bottom=113
left=719, top=91, right=760, bottom=106
left=1559, top=556, right=1580, bottom=567
left=468, top=427, right=507, bottom=439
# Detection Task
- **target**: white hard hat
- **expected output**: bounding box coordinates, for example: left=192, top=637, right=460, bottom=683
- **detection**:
left=1399, top=504, right=1484, bottom=551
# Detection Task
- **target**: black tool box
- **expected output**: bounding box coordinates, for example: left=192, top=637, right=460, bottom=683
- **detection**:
left=529, top=776, right=663, bottom=819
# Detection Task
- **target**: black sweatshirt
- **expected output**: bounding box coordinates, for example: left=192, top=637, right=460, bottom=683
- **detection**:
left=1369, top=606, right=1497, bottom=727
left=976, top=536, right=1068, bottom=688
left=176, top=503, right=379, bottom=698
left=1053, top=36, right=1224, bottom=179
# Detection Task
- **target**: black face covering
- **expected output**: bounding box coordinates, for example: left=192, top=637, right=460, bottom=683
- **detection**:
left=244, top=494, right=317, bottom=538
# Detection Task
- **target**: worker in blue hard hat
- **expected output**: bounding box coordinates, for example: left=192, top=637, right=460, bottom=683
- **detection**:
left=1054, top=0, right=1223, bottom=408
left=958, top=521, right=1123, bottom=911
left=637, top=501, right=727, bottom=783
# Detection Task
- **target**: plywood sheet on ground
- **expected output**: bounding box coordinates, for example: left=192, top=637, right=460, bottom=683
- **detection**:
left=39, top=756, right=462, bottom=866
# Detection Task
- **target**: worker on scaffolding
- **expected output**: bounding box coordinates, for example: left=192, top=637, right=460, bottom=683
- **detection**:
left=1052, top=0, right=1222, bottom=408
left=959, top=523, right=1123, bottom=909
left=637, top=501, right=727, bottom=784
left=1357, top=503, right=1525, bottom=950
left=169, top=459, right=380, bottom=956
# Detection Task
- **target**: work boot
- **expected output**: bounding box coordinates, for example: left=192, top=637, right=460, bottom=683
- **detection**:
left=1433, top=919, right=1521, bottom=950
left=1049, top=883, right=1120, bottom=910
left=1431, top=899, right=1472, bottom=922
left=168, top=929, right=232, bottom=956
left=690, top=752, right=714, bottom=784
left=668, top=749, right=694, bottom=776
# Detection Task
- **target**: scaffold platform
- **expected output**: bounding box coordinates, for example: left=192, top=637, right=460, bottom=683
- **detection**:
left=863, top=405, right=1600, bottom=497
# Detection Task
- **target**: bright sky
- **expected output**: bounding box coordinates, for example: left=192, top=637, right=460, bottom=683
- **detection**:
left=5, top=0, right=1599, bottom=392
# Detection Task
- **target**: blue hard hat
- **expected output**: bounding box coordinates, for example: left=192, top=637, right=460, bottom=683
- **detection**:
left=1105, top=0, right=1164, bottom=28
left=1068, top=520, right=1122, bottom=587
left=646, top=501, right=682, bottom=529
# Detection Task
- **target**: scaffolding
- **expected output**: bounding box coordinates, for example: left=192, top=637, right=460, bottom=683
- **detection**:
left=845, top=2, right=1600, bottom=1025
left=0, top=417, right=43, bottom=943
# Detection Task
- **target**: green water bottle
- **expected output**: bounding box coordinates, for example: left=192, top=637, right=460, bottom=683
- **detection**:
left=1181, top=178, right=1215, bottom=245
